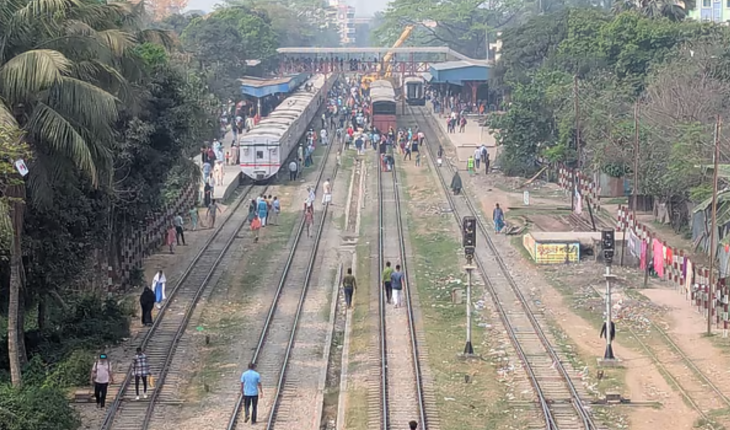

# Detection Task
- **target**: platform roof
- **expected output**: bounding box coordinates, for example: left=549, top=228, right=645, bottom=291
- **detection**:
left=428, top=60, right=490, bottom=86
left=238, top=73, right=309, bottom=98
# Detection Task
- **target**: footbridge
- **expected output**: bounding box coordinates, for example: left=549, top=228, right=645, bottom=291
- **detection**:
left=276, top=46, right=485, bottom=77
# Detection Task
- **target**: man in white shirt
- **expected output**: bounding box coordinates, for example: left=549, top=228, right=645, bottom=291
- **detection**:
left=473, top=147, right=482, bottom=171
left=322, top=179, right=332, bottom=205
left=288, top=160, right=298, bottom=181
left=321, top=128, right=328, bottom=146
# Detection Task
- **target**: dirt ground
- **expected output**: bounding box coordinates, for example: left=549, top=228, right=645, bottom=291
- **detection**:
left=439, top=135, right=704, bottom=429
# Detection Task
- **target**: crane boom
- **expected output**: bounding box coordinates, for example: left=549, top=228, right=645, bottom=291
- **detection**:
left=381, top=25, right=415, bottom=70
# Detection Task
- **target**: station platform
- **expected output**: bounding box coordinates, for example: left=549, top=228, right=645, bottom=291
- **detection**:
left=194, top=127, right=242, bottom=203
left=428, top=103, right=499, bottom=165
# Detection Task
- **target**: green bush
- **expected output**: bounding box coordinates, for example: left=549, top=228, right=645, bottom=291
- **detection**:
left=44, top=349, right=95, bottom=389
left=0, top=384, right=80, bottom=430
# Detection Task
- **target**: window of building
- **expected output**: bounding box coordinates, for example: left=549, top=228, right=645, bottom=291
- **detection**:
left=704, top=0, right=711, bottom=7
left=726, top=0, right=730, bottom=8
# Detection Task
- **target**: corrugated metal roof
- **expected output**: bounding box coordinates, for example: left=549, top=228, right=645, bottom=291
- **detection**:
left=429, top=60, right=487, bottom=71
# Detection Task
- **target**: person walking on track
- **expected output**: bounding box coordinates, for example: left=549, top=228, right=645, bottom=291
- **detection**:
left=251, top=214, right=262, bottom=243
left=493, top=203, right=505, bottom=234
left=139, top=286, right=155, bottom=326
left=90, top=353, right=113, bottom=409
left=241, top=362, right=263, bottom=425
left=133, top=347, right=150, bottom=400
left=342, top=267, right=357, bottom=309
left=390, top=264, right=404, bottom=308
left=304, top=205, right=314, bottom=238
left=409, top=421, right=419, bottom=430
left=382, top=261, right=394, bottom=304
left=173, top=213, right=185, bottom=245
left=207, top=199, right=222, bottom=228
left=322, top=178, right=332, bottom=206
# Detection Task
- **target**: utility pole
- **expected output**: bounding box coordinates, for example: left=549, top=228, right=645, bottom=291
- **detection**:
left=622, top=102, right=640, bottom=267
left=707, top=115, right=721, bottom=336
left=574, top=75, right=581, bottom=171
left=572, top=75, right=580, bottom=212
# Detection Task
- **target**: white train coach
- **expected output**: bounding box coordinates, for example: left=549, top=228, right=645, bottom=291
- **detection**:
left=239, top=74, right=335, bottom=181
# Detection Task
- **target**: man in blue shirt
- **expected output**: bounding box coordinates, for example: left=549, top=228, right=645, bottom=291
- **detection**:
left=240, top=362, right=263, bottom=424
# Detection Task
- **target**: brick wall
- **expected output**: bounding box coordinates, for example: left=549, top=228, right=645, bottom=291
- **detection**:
left=115, top=182, right=197, bottom=286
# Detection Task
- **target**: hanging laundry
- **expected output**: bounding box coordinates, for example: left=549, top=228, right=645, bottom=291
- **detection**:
left=685, top=259, right=693, bottom=296
left=653, top=239, right=665, bottom=278
left=666, top=247, right=673, bottom=268
left=640, top=240, right=648, bottom=271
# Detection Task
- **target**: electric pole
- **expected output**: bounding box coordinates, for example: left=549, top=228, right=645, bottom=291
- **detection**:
left=707, top=115, right=722, bottom=335
left=572, top=75, right=581, bottom=212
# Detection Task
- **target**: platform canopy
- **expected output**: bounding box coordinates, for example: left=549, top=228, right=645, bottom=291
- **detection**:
left=238, top=73, right=309, bottom=98
left=428, top=60, right=490, bottom=86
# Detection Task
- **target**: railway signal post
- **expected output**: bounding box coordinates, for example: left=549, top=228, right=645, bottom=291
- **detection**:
left=462, top=216, right=477, bottom=356
left=600, top=230, right=617, bottom=363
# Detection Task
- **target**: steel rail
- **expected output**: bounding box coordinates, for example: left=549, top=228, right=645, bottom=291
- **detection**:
left=226, top=119, right=338, bottom=430
left=100, top=182, right=260, bottom=430
left=410, top=105, right=598, bottom=429
left=376, top=160, right=391, bottom=430
left=263, top=147, right=341, bottom=430
left=387, top=160, right=429, bottom=429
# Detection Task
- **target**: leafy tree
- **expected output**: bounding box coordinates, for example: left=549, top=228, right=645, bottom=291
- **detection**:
left=488, top=69, right=572, bottom=175
left=611, top=0, right=687, bottom=21
left=181, top=7, right=278, bottom=98
left=374, top=0, right=525, bottom=58
left=0, top=0, right=173, bottom=387
left=232, top=0, right=340, bottom=47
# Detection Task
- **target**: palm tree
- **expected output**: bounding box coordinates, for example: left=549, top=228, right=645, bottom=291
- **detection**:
left=612, top=0, right=687, bottom=21
left=0, top=0, right=171, bottom=387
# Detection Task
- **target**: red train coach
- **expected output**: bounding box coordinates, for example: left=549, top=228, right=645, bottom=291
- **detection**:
left=370, top=80, right=396, bottom=132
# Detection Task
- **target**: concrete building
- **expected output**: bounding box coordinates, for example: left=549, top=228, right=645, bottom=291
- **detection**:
left=327, top=0, right=357, bottom=46
left=688, top=0, right=730, bottom=22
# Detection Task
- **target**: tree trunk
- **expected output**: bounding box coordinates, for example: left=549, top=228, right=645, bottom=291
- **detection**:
left=8, top=234, right=23, bottom=387
left=7, top=184, right=25, bottom=387
left=37, top=297, right=45, bottom=331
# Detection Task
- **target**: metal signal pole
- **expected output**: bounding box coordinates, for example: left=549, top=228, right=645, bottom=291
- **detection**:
left=707, top=115, right=721, bottom=336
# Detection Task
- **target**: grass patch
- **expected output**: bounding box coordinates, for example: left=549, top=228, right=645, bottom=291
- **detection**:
left=344, top=387, right=369, bottom=430
left=398, top=165, right=519, bottom=430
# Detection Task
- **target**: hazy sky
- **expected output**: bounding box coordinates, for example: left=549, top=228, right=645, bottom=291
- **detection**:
left=185, top=0, right=389, bottom=17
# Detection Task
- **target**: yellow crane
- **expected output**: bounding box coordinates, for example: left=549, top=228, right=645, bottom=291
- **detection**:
left=361, top=24, right=415, bottom=90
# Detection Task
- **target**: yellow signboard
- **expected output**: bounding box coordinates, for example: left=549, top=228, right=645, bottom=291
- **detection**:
left=534, top=242, right=580, bottom=264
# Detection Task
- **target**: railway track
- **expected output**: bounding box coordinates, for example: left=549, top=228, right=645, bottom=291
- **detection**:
left=377, top=159, right=428, bottom=430
left=407, top=105, right=598, bottom=430
left=100, top=182, right=266, bottom=430
left=624, top=314, right=730, bottom=429
left=226, top=137, right=339, bottom=430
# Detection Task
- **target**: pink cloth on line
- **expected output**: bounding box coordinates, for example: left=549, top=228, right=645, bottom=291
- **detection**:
left=653, top=239, right=664, bottom=278
left=640, top=240, right=648, bottom=271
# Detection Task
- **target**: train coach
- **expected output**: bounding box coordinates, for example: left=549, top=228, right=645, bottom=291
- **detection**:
left=239, top=74, right=335, bottom=181
left=370, top=79, right=396, bottom=132
left=404, top=76, right=425, bottom=106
